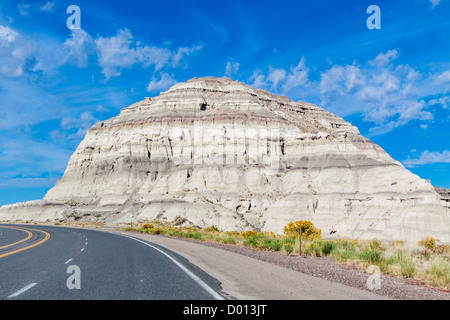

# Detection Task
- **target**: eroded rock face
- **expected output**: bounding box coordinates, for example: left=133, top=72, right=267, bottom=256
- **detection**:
left=1, top=77, right=449, bottom=243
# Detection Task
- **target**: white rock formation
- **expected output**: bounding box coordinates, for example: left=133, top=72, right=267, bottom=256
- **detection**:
left=1, top=77, right=449, bottom=243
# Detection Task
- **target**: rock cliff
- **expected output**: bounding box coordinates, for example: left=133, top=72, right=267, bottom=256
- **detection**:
left=1, top=77, right=449, bottom=243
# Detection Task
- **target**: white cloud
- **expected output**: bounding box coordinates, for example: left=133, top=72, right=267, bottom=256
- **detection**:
left=316, top=54, right=436, bottom=133
left=0, top=23, right=201, bottom=84
left=248, top=69, right=268, bottom=89
left=18, top=3, right=31, bottom=16
left=61, top=111, right=97, bottom=131
left=249, top=57, right=310, bottom=95
left=0, top=25, right=33, bottom=77
left=247, top=50, right=450, bottom=135
left=434, top=70, right=450, bottom=85
left=429, top=95, right=450, bottom=109
left=40, top=1, right=55, bottom=12
left=403, top=150, right=450, bottom=168
left=171, top=45, right=203, bottom=68
left=282, top=58, right=310, bottom=94
left=430, top=0, right=442, bottom=8
left=94, top=29, right=202, bottom=80
left=320, top=64, right=365, bottom=104
left=146, top=72, right=177, bottom=93
left=0, top=25, right=19, bottom=43
left=267, top=67, right=287, bottom=90
left=0, top=24, right=69, bottom=77
left=95, top=29, right=145, bottom=79
left=225, top=59, right=240, bottom=77
left=369, top=49, right=399, bottom=67
left=63, top=29, right=94, bottom=68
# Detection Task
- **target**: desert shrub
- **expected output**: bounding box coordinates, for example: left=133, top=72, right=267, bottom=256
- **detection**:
left=283, top=220, right=322, bottom=241
left=283, top=237, right=295, bottom=245
left=182, top=226, right=200, bottom=232
left=224, top=231, right=240, bottom=236
left=151, top=228, right=162, bottom=235
left=283, top=242, right=294, bottom=255
left=263, top=238, right=283, bottom=251
left=368, top=239, right=384, bottom=250
left=203, top=226, right=220, bottom=233
left=261, top=231, right=276, bottom=238
left=435, top=245, right=450, bottom=255
left=418, top=237, right=436, bottom=252
left=304, top=241, right=321, bottom=257
left=429, top=257, right=450, bottom=287
left=241, top=230, right=258, bottom=238
left=419, top=247, right=431, bottom=259
left=320, top=241, right=337, bottom=255
left=141, top=223, right=154, bottom=230
left=222, top=237, right=237, bottom=245
left=393, top=240, right=405, bottom=247
left=243, top=235, right=261, bottom=247
left=335, top=239, right=356, bottom=250
left=331, top=243, right=358, bottom=261
left=165, top=229, right=182, bottom=237
left=359, top=248, right=383, bottom=264
left=183, top=232, right=203, bottom=241
left=400, top=260, right=416, bottom=278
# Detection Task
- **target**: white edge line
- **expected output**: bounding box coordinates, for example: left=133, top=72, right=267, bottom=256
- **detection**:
left=64, top=258, right=73, bottom=264
left=121, top=234, right=224, bottom=300
left=7, top=283, right=37, bottom=298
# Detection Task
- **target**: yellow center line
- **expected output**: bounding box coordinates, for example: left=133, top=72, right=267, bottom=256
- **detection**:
left=0, top=226, right=51, bottom=259
left=0, top=226, right=33, bottom=250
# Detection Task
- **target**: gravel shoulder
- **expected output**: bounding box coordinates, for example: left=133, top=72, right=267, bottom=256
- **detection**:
left=112, top=229, right=449, bottom=300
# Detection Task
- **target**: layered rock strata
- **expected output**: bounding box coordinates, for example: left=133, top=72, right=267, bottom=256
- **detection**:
left=1, top=77, right=449, bottom=243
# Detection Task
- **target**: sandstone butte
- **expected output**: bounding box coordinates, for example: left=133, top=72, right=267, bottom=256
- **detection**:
left=1, top=76, right=449, bottom=244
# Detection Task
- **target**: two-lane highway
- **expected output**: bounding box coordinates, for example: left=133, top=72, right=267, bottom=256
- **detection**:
left=0, top=224, right=224, bottom=300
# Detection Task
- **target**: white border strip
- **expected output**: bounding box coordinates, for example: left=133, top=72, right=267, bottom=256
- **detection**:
left=7, top=283, right=37, bottom=299
left=121, top=234, right=224, bottom=300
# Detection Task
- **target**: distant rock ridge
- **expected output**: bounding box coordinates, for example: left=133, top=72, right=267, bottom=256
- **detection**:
left=1, top=76, right=449, bottom=243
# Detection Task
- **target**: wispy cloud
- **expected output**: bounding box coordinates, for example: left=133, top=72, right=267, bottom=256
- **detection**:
left=17, top=2, right=31, bottom=16
left=0, top=136, right=72, bottom=183
left=146, top=72, right=177, bottom=93
left=430, top=0, right=442, bottom=8
left=403, top=150, right=450, bottom=168
left=40, top=1, right=55, bottom=12
left=225, top=59, right=239, bottom=77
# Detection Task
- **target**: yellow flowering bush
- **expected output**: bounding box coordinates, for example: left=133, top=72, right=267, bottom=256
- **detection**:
left=203, top=226, right=220, bottom=233
left=241, top=230, right=258, bottom=238
left=283, top=220, right=322, bottom=240
left=418, top=237, right=436, bottom=252
left=141, top=223, right=154, bottom=230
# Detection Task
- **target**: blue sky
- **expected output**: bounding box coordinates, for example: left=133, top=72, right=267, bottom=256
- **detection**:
left=0, top=0, right=449, bottom=205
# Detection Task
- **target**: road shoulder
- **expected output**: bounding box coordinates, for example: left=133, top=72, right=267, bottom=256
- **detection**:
left=112, top=230, right=390, bottom=300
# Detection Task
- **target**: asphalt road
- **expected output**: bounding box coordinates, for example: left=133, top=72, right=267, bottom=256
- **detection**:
left=0, top=224, right=224, bottom=300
